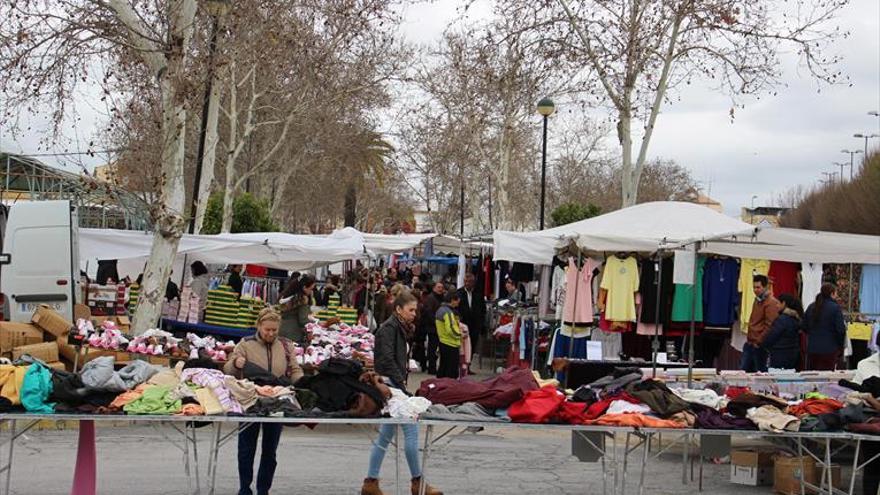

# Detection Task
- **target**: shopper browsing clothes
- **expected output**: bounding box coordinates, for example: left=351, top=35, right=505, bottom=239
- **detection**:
left=742, top=275, right=782, bottom=373
left=761, top=294, right=804, bottom=370
left=279, top=274, right=316, bottom=346
left=361, top=291, right=442, bottom=495
left=224, top=308, right=304, bottom=495
left=435, top=291, right=462, bottom=379
left=419, top=282, right=445, bottom=374
left=803, top=283, right=846, bottom=370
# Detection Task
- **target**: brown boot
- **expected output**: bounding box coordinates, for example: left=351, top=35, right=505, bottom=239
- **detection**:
left=362, top=478, right=385, bottom=495
left=411, top=477, right=443, bottom=495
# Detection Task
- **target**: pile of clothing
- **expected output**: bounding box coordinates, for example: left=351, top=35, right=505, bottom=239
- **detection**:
left=421, top=366, right=880, bottom=432
left=299, top=322, right=374, bottom=367
left=0, top=356, right=402, bottom=419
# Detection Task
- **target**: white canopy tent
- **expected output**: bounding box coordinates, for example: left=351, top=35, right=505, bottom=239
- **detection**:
left=80, top=228, right=367, bottom=280
left=700, top=227, right=880, bottom=264
left=429, top=235, right=493, bottom=256
left=494, top=202, right=757, bottom=263
left=329, top=227, right=435, bottom=256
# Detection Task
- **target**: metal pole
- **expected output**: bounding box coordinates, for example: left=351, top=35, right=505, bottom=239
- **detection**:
left=189, top=14, right=221, bottom=234
left=849, top=152, right=855, bottom=181
left=539, top=114, right=548, bottom=230
left=687, top=242, right=700, bottom=388
left=651, top=252, right=664, bottom=379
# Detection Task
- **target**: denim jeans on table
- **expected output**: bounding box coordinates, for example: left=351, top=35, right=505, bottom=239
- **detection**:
left=238, top=423, right=283, bottom=495
left=367, top=423, right=421, bottom=479
left=740, top=343, right=768, bottom=373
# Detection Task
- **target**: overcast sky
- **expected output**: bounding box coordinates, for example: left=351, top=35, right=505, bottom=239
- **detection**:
left=398, top=0, right=880, bottom=216
left=2, top=0, right=878, bottom=218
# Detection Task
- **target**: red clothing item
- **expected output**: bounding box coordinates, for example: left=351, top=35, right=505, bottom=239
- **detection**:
left=555, top=401, right=591, bottom=424
left=508, top=386, right=565, bottom=423
left=787, top=398, right=844, bottom=417
left=245, top=265, right=268, bottom=277
left=769, top=261, right=799, bottom=298
left=584, top=391, right=642, bottom=420
left=417, top=367, right=539, bottom=410
left=598, top=312, right=633, bottom=333
left=725, top=386, right=751, bottom=400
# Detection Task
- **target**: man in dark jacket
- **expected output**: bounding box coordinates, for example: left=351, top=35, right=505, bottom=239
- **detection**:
left=456, top=273, right=485, bottom=371
left=419, top=282, right=445, bottom=374
left=761, top=294, right=803, bottom=370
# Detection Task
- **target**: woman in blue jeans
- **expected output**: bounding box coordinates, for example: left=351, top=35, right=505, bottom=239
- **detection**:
left=362, top=292, right=442, bottom=495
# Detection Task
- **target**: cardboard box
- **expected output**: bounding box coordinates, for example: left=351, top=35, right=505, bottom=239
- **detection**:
left=774, top=455, right=817, bottom=495
left=57, top=341, right=115, bottom=365
left=13, top=341, right=59, bottom=363
left=115, top=351, right=131, bottom=362
left=115, top=316, right=131, bottom=331
left=45, top=361, right=67, bottom=371
left=0, top=322, right=44, bottom=354
left=73, top=304, right=91, bottom=322
left=731, top=450, right=775, bottom=486
left=149, top=356, right=171, bottom=367
left=31, top=305, right=73, bottom=338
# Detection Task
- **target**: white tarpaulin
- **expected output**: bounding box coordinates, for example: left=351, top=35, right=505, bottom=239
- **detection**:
left=700, top=227, right=880, bottom=264
left=494, top=202, right=756, bottom=264
left=80, top=228, right=367, bottom=278
left=332, top=227, right=435, bottom=255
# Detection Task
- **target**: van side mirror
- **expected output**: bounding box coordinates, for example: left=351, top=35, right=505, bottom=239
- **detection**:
left=0, top=253, right=10, bottom=265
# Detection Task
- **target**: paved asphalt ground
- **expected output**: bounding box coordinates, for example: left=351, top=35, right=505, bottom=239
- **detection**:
left=5, top=421, right=861, bottom=495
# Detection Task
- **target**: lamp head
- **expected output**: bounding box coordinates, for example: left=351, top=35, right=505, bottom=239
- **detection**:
left=537, top=97, right=556, bottom=117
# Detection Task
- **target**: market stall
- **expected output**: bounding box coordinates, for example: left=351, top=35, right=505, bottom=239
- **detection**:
left=493, top=201, right=880, bottom=385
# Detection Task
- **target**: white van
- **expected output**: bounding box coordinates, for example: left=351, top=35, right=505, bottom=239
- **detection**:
left=0, top=200, right=80, bottom=322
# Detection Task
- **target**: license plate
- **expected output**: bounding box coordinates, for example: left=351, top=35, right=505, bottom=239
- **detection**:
left=20, top=302, right=63, bottom=314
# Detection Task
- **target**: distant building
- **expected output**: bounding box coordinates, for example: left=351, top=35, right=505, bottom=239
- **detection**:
left=693, top=193, right=723, bottom=213
left=741, top=206, right=790, bottom=226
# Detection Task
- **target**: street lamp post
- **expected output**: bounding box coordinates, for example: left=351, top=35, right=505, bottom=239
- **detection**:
left=189, top=0, right=231, bottom=234
left=537, top=97, right=555, bottom=230
left=841, top=149, right=862, bottom=180
left=833, top=162, right=847, bottom=183
left=853, top=133, right=879, bottom=165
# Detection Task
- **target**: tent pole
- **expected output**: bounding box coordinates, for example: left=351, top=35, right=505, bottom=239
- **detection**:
left=687, top=242, right=700, bottom=388
left=180, top=253, right=188, bottom=288
left=651, top=250, right=663, bottom=379
left=564, top=248, right=582, bottom=390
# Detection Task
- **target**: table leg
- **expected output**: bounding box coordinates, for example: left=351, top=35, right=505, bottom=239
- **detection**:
left=682, top=433, right=689, bottom=485
left=601, top=434, right=608, bottom=495
left=848, top=440, right=860, bottom=495
left=798, top=438, right=807, bottom=495
left=638, top=433, right=650, bottom=495
left=209, top=423, right=223, bottom=495
left=824, top=438, right=832, bottom=495
left=4, top=420, right=15, bottom=495
left=182, top=423, right=192, bottom=495
left=190, top=424, right=201, bottom=495
left=419, top=426, right=433, bottom=495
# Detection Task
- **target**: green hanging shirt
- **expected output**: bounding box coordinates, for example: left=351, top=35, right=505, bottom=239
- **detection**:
left=671, top=257, right=706, bottom=322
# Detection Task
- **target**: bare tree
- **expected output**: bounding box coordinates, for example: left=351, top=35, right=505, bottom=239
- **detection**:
left=492, top=0, right=850, bottom=207
left=1, top=0, right=208, bottom=333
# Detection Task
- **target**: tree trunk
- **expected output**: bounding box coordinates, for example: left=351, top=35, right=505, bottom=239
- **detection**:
left=344, top=181, right=357, bottom=227
left=130, top=4, right=194, bottom=333
left=194, top=78, right=222, bottom=234
left=221, top=171, right=235, bottom=233
left=619, top=107, right=637, bottom=208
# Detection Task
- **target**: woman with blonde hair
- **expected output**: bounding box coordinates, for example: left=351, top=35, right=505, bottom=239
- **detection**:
left=224, top=308, right=303, bottom=495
